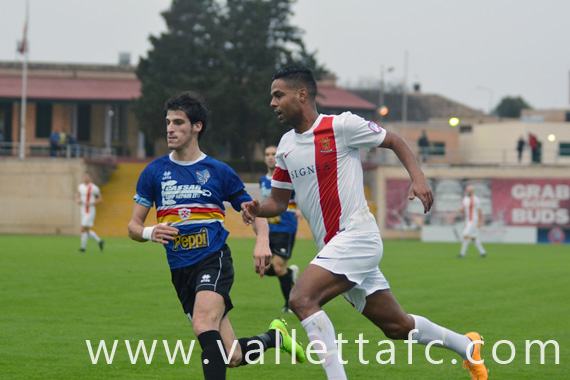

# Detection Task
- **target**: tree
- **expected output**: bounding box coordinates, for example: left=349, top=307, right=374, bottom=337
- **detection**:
left=135, top=0, right=326, bottom=162
left=494, top=96, right=532, bottom=118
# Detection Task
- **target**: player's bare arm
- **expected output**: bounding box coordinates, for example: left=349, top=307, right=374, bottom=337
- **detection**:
left=251, top=217, right=272, bottom=277
left=380, top=131, right=433, bottom=213
left=93, top=194, right=103, bottom=205
left=128, top=203, right=179, bottom=244
left=241, top=187, right=291, bottom=225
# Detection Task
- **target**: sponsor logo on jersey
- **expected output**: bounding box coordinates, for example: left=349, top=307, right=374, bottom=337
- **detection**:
left=319, top=137, right=333, bottom=153
left=178, top=208, right=192, bottom=220
left=196, top=169, right=210, bottom=185
left=289, top=162, right=332, bottom=180
left=201, top=274, right=211, bottom=283
left=162, top=171, right=172, bottom=180
left=161, top=180, right=212, bottom=205
left=173, top=228, right=209, bottom=251
left=368, top=121, right=383, bottom=133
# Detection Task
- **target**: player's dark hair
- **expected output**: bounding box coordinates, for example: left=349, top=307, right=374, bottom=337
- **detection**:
left=164, top=91, right=209, bottom=140
left=272, top=66, right=317, bottom=101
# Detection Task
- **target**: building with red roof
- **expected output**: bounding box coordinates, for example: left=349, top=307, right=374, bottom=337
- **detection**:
left=0, top=62, right=383, bottom=158
left=0, top=61, right=141, bottom=157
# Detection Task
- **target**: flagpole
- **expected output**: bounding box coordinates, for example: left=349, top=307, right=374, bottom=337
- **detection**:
left=18, top=0, right=29, bottom=160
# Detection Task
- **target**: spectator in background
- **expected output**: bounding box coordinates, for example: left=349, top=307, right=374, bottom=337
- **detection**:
left=67, top=133, right=78, bottom=157
left=59, top=130, right=68, bottom=155
left=49, top=130, right=60, bottom=157
left=529, top=132, right=539, bottom=163
left=516, top=135, right=525, bottom=163
left=417, top=130, right=430, bottom=163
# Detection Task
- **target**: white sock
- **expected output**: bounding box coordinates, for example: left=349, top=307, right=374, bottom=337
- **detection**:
left=81, top=232, right=88, bottom=249
left=474, top=237, right=486, bottom=254
left=301, top=310, right=347, bottom=380
left=460, top=239, right=469, bottom=256
left=411, top=314, right=472, bottom=360
left=88, top=230, right=101, bottom=243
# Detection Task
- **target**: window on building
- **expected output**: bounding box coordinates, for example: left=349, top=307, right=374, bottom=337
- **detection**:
left=35, top=103, right=52, bottom=138
left=459, top=125, right=472, bottom=133
left=559, top=142, right=570, bottom=156
left=429, top=142, right=446, bottom=156
left=77, top=104, right=91, bottom=141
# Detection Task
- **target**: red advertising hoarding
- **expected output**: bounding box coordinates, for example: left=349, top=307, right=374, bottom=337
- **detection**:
left=491, top=179, right=570, bottom=227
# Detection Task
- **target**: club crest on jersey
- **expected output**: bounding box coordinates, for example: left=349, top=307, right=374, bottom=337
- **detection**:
left=196, top=169, right=210, bottom=185
left=178, top=208, right=192, bottom=220
left=320, top=137, right=333, bottom=153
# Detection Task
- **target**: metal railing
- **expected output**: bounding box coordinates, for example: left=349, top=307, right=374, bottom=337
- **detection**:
left=362, top=145, right=570, bottom=166
left=0, top=142, right=117, bottom=162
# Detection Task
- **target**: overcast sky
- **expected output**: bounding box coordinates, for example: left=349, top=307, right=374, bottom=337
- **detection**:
left=1, top=0, right=569, bottom=113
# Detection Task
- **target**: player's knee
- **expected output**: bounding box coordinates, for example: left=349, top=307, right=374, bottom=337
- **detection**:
left=380, top=317, right=414, bottom=340
left=383, top=325, right=408, bottom=340
left=272, top=256, right=287, bottom=275
left=288, top=291, right=311, bottom=315
left=273, top=262, right=287, bottom=276
left=192, top=319, right=217, bottom=337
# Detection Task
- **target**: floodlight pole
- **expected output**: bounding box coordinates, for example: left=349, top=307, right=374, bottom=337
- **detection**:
left=19, top=52, right=28, bottom=160
left=402, top=51, right=408, bottom=140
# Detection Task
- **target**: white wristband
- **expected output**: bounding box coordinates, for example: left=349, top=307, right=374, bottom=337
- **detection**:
left=142, top=226, right=155, bottom=241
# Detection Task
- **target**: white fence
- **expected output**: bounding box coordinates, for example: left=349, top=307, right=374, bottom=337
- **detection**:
left=0, top=142, right=117, bottom=162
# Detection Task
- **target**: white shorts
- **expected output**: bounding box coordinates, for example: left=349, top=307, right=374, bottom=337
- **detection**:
left=310, top=207, right=390, bottom=313
left=463, top=221, right=479, bottom=238
left=81, top=210, right=96, bottom=228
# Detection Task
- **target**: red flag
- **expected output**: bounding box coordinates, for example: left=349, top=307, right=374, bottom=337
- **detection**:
left=19, top=1, right=28, bottom=54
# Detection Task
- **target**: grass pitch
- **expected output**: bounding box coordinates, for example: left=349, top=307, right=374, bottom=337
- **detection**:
left=0, top=235, right=568, bottom=379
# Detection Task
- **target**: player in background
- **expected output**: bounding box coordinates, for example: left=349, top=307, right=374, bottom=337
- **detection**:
left=76, top=172, right=104, bottom=252
left=127, top=92, right=305, bottom=380
left=453, top=184, right=487, bottom=258
left=242, top=67, right=487, bottom=380
left=260, top=145, right=301, bottom=312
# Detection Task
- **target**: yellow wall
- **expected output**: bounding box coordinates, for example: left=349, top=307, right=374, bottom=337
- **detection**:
left=0, top=158, right=86, bottom=235
left=2, top=159, right=568, bottom=240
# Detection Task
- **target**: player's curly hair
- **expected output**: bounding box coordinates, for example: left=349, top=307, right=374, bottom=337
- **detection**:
left=272, top=66, right=317, bottom=101
left=164, top=91, right=209, bottom=140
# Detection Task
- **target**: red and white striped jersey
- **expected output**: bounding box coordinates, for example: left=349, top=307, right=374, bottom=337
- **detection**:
left=272, top=112, right=386, bottom=250
left=462, top=195, right=481, bottom=223
left=77, top=183, right=100, bottom=214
